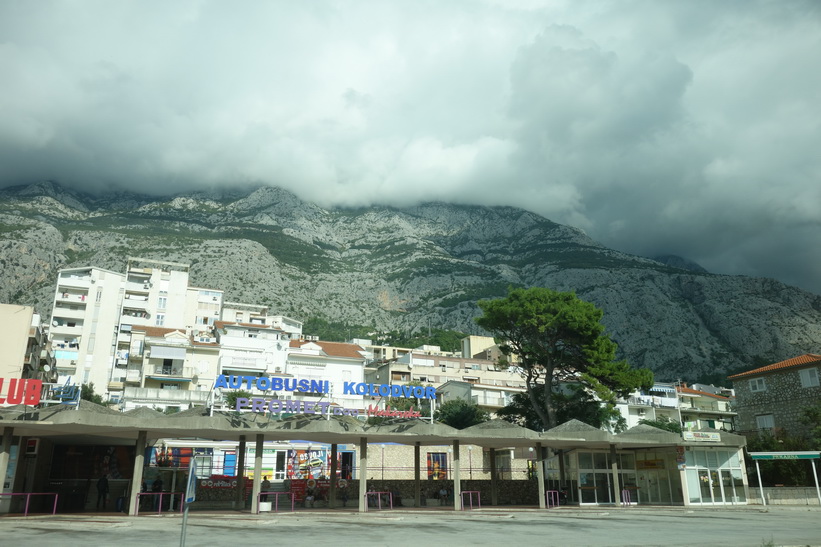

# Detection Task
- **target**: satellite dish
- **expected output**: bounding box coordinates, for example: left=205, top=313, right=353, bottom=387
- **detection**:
left=43, top=365, right=51, bottom=372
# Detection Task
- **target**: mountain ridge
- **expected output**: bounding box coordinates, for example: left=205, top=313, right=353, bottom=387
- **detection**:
left=1, top=181, right=819, bottom=382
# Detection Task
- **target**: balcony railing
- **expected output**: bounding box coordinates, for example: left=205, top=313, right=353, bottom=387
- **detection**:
left=150, top=366, right=195, bottom=378
left=123, top=387, right=209, bottom=404
left=125, top=369, right=142, bottom=383
left=627, top=396, right=679, bottom=409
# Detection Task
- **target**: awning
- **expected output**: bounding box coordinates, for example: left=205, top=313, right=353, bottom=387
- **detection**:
left=150, top=346, right=187, bottom=360
left=649, top=385, right=675, bottom=393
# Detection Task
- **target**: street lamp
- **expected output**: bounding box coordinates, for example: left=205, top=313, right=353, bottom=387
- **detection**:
left=468, top=446, right=473, bottom=479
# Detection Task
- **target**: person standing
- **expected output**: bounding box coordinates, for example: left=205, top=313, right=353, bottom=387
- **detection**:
left=96, top=474, right=109, bottom=510
left=261, top=476, right=271, bottom=502
left=152, top=476, right=164, bottom=510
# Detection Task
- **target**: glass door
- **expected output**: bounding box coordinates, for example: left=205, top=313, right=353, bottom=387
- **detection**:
left=698, top=470, right=712, bottom=503
left=710, top=470, right=725, bottom=504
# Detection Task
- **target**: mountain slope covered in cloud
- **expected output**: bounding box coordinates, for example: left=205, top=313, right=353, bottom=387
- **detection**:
left=1, top=182, right=820, bottom=382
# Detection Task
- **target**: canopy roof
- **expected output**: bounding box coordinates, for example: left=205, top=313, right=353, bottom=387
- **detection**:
left=0, top=404, right=745, bottom=450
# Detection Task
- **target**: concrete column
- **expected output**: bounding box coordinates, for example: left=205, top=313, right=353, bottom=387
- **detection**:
left=536, top=442, right=546, bottom=509
left=236, top=435, right=246, bottom=508
left=358, top=437, right=368, bottom=513
left=680, top=464, right=691, bottom=507
left=452, top=440, right=461, bottom=510
left=329, top=443, right=338, bottom=508
left=127, top=431, right=147, bottom=515
left=0, top=428, right=14, bottom=498
left=251, top=434, right=263, bottom=513
left=558, top=449, right=566, bottom=484
left=490, top=447, right=498, bottom=506
left=609, top=444, right=621, bottom=507
left=414, top=442, right=421, bottom=507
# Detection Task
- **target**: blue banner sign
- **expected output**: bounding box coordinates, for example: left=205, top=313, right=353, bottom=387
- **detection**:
left=215, top=375, right=436, bottom=399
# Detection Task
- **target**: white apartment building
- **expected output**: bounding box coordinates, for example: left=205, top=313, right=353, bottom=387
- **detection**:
left=117, top=326, right=221, bottom=411
left=216, top=320, right=290, bottom=378
left=365, top=347, right=527, bottom=414
left=49, top=267, right=126, bottom=391
left=48, top=258, right=224, bottom=403
left=616, top=383, right=736, bottom=431
left=287, top=339, right=368, bottom=411
left=220, top=302, right=303, bottom=337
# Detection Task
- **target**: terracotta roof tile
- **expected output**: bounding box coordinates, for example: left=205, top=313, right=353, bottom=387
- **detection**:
left=676, top=386, right=729, bottom=400
left=289, top=339, right=366, bottom=359
left=132, top=326, right=184, bottom=337
left=728, top=353, right=821, bottom=380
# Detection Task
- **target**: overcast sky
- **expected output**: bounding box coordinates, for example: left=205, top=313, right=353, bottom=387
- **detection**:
left=1, top=1, right=820, bottom=294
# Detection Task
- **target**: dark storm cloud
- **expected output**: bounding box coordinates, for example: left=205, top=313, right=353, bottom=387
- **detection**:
left=0, top=0, right=819, bottom=293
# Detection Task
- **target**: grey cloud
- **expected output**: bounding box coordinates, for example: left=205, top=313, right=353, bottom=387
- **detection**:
left=0, top=1, right=819, bottom=294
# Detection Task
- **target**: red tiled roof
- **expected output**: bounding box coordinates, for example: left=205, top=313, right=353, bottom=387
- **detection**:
left=289, top=339, right=366, bottom=359
left=132, top=326, right=183, bottom=337
left=676, top=386, right=729, bottom=400
left=728, top=353, right=821, bottom=380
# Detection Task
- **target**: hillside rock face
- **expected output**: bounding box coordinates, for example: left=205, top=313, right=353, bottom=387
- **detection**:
left=1, top=182, right=820, bottom=381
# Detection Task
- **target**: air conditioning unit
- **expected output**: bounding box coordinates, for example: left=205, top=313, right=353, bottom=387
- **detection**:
left=275, top=367, right=282, bottom=373
left=637, top=408, right=646, bottom=416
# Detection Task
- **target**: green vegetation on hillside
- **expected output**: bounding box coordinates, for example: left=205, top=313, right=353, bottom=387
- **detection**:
left=301, top=317, right=467, bottom=352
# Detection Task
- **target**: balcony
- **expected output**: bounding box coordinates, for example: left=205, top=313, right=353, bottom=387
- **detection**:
left=57, top=290, right=89, bottom=302
left=125, top=280, right=152, bottom=292
left=123, top=387, right=210, bottom=405
left=52, top=306, right=86, bottom=319
left=52, top=324, right=83, bottom=336
left=57, top=275, right=92, bottom=289
left=219, top=355, right=267, bottom=374
left=147, top=365, right=195, bottom=381
left=125, top=368, right=142, bottom=384
left=627, top=395, right=679, bottom=409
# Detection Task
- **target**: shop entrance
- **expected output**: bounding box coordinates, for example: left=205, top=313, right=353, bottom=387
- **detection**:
left=636, top=469, right=672, bottom=504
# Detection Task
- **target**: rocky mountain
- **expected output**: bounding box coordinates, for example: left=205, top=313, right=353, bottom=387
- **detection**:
left=2, top=181, right=820, bottom=382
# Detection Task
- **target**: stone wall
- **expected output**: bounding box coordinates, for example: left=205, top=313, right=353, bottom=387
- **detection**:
left=733, top=366, right=821, bottom=436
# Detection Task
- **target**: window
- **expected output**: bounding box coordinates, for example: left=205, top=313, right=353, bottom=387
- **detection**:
left=158, top=296, right=167, bottom=309
left=749, top=377, right=766, bottom=392
left=756, top=414, right=775, bottom=431
left=155, top=313, right=165, bottom=326
left=799, top=368, right=819, bottom=388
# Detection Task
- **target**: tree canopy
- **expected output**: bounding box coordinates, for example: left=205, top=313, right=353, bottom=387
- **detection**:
left=434, top=399, right=490, bottom=429
left=81, top=382, right=104, bottom=405
left=638, top=416, right=682, bottom=434
left=476, top=287, right=653, bottom=430
left=496, top=384, right=626, bottom=432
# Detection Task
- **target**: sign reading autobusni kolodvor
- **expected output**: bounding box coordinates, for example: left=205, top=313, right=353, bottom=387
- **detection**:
left=215, top=374, right=436, bottom=399
left=216, top=374, right=433, bottom=418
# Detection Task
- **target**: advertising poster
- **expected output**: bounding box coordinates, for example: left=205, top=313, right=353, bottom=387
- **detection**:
left=427, top=453, right=447, bottom=480
left=150, top=447, right=212, bottom=468
left=287, top=449, right=329, bottom=479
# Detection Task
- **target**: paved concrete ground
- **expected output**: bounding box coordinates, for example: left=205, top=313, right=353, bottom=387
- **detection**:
left=1, top=506, right=819, bottom=547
